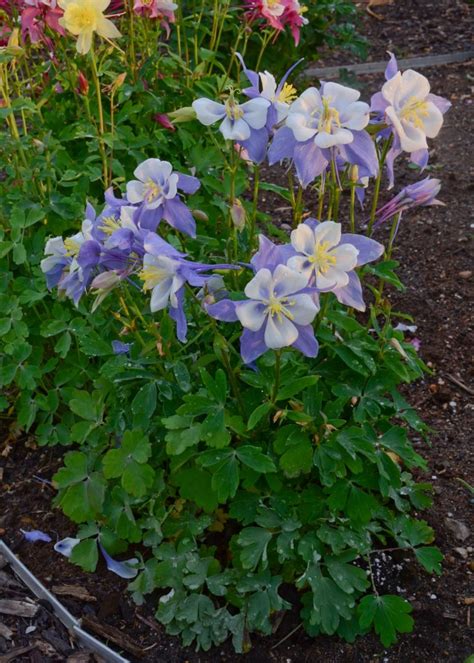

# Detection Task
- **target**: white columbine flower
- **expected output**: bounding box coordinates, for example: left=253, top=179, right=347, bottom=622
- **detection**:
left=126, top=159, right=178, bottom=210
left=192, top=95, right=271, bottom=141
left=288, top=221, right=359, bottom=290
left=286, top=82, right=370, bottom=148
left=139, top=254, right=184, bottom=312
left=236, top=264, right=319, bottom=349
left=381, top=69, right=444, bottom=153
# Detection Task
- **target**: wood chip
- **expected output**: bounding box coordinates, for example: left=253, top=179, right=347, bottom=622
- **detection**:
left=0, top=645, right=36, bottom=663
left=0, top=555, right=7, bottom=570
left=81, top=616, right=145, bottom=658
left=463, top=597, right=474, bottom=606
left=66, top=653, right=94, bottom=663
left=52, top=585, right=97, bottom=603
left=0, top=598, right=38, bottom=618
left=0, top=621, right=13, bottom=639
left=0, top=570, right=23, bottom=589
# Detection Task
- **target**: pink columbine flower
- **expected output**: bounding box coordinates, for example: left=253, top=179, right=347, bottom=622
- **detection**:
left=244, top=0, right=308, bottom=45
left=21, top=0, right=66, bottom=44
left=282, top=0, right=308, bottom=46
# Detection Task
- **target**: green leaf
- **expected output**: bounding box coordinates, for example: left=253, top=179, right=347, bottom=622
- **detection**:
left=70, top=538, right=99, bottom=572
left=358, top=595, right=414, bottom=646
left=247, top=402, right=272, bottom=430
left=237, top=527, right=272, bottom=570
left=174, top=468, right=219, bottom=512
left=326, top=559, right=369, bottom=594
left=414, top=547, right=443, bottom=575
left=211, top=453, right=239, bottom=502
left=122, top=462, right=155, bottom=497
left=276, top=375, right=319, bottom=401
left=297, top=565, right=354, bottom=634
left=280, top=442, right=313, bottom=478
left=236, top=446, right=276, bottom=474
left=132, top=383, right=157, bottom=421
left=165, top=424, right=202, bottom=455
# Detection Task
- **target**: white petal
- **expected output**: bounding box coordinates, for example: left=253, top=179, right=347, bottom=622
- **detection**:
left=381, top=71, right=402, bottom=105
left=323, top=82, right=360, bottom=108
left=314, top=221, right=341, bottom=249
left=290, top=87, right=321, bottom=116
left=150, top=279, right=174, bottom=311
left=134, top=158, right=172, bottom=183
left=340, top=101, right=370, bottom=130
left=220, top=117, right=250, bottom=141
left=290, top=223, right=316, bottom=256
left=192, top=98, right=226, bottom=126
left=423, top=102, right=444, bottom=138
left=126, top=180, right=145, bottom=204
left=314, top=127, right=353, bottom=148
left=44, top=237, right=66, bottom=256
left=316, top=266, right=349, bottom=290
left=245, top=268, right=272, bottom=300
left=264, top=314, right=298, bottom=349
left=288, top=293, right=319, bottom=325
left=286, top=112, right=317, bottom=142
left=398, top=69, right=430, bottom=106
left=286, top=255, right=314, bottom=282
left=330, top=244, right=359, bottom=271
left=164, top=172, right=179, bottom=199
left=259, top=71, right=277, bottom=100
left=236, top=300, right=267, bottom=331
left=272, top=264, right=309, bottom=297
left=241, top=98, right=270, bottom=129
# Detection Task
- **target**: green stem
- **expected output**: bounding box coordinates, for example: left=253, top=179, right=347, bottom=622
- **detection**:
left=271, top=351, right=282, bottom=403
left=293, top=185, right=303, bottom=227
left=349, top=183, right=356, bottom=233
left=367, top=138, right=391, bottom=236
left=90, top=47, right=109, bottom=187
left=317, top=174, right=325, bottom=221
left=248, top=164, right=260, bottom=255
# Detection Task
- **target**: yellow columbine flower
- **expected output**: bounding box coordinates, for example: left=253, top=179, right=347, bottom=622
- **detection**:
left=58, top=0, right=121, bottom=55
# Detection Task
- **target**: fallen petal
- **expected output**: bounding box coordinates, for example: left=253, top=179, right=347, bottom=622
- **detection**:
left=54, top=537, right=80, bottom=558
left=20, top=529, right=52, bottom=543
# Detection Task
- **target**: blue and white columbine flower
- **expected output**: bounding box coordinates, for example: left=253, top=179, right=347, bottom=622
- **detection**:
left=207, top=235, right=319, bottom=364
left=371, top=53, right=451, bottom=187
left=288, top=220, right=384, bottom=311
left=192, top=94, right=271, bottom=163
left=126, top=158, right=201, bottom=236
left=269, top=82, right=377, bottom=187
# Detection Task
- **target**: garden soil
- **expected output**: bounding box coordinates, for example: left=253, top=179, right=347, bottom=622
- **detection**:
left=1, top=1, right=473, bottom=661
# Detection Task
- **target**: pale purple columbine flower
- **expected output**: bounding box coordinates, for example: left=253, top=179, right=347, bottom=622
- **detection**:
left=126, top=158, right=200, bottom=237
left=371, top=52, right=451, bottom=188
left=192, top=94, right=271, bottom=163
left=237, top=53, right=303, bottom=131
left=207, top=235, right=319, bottom=364
left=269, top=82, right=377, bottom=187
left=374, top=177, right=443, bottom=227
left=112, top=340, right=132, bottom=355
left=21, top=529, right=52, bottom=543
left=140, top=233, right=235, bottom=342
left=288, top=220, right=384, bottom=311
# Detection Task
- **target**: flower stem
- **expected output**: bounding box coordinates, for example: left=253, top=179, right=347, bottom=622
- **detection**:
left=248, top=163, right=260, bottom=255
left=271, top=350, right=282, bottom=403
left=90, top=47, right=109, bottom=188
left=367, top=138, right=391, bottom=236
left=349, top=183, right=356, bottom=233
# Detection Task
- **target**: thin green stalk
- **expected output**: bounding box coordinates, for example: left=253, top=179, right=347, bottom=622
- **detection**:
left=248, top=164, right=260, bottom=255
left=317, top=174, right=325, bottom=221
left=349, top=183, right=356, bottom=233
left=367, top=138, right=392, bottom=236
left=271, top=350, right=282, bottom=403
left=90, top=47, right=109, bottom=187
left=293, top=185, right=303, bottom=227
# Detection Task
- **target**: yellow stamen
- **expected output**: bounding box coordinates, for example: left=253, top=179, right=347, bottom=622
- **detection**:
left=310, top=241, right=337, bottom=274
left=139, top=266, right=169, bottom=290
left=267, top=295, right=295, bottom=323
left=98, top=215, right=121, bottom=235
left=145, top=178, right=162, bottom=203
left=400, top=96, right=429, bottom=129
left=225, top=99, right=244, bottom=121
left=64, top=238, right=81, bottom=256
left=278, top=83, right=298, bottom=104
left=318, top=97, right=341, bottom=134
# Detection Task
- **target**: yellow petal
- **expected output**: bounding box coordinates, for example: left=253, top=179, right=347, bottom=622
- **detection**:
left=96, top=16, right=121, bottom=40
left=76, top=30, right=93, bottom=55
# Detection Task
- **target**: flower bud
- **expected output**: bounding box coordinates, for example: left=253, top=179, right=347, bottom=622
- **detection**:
left=230, top=199, right=246, bottom=232
left=77, top=71, right=89, bottom=95
left=154, top=113, right=176, bottom=132
left=350, top=165, right=359, bottom=183
left=191, top=209, right=209, bottom=222
left=167, top=106, right=196, bottom=123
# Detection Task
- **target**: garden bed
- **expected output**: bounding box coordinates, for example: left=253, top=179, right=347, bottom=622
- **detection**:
left=1, top=52, right=472, bottom=662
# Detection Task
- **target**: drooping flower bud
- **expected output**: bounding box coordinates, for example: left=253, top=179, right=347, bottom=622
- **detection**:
left=77, top=71, right=89, bottom=96
left=230, top=199, right=246, bottom=232
left=154, top=113, right=176, bottom=131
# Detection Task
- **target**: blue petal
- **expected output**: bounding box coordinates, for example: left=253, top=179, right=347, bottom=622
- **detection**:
left=99, top=544, right=138, bottom=579
left=21, top=529, right=52, bottom=543
left=54, top=537, right=80, bottom=557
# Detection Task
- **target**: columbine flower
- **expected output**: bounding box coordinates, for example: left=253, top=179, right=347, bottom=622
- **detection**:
left=371, top=53, right=451, bottom=187
left=140, top=233, right=234, bottom=342
left=374, top=177, right=443, bottom=227
left=192, top=94, right=271, bottom=163
left=21, top=0, right=66, bottom=44
left=237, top=52, right=302, bottom=137
left=244, top=0, right=286, bottom=31
left=207, top=235, right=319, bottom=364
left=287, top=220, right=384, bottom=311
left=58, top=0, right=121, bottom=54
left=269, top=82, right=377, bottom=187
left=126, top=158, right=200, bottom=237
left=282, top=0, right=308, bottom=46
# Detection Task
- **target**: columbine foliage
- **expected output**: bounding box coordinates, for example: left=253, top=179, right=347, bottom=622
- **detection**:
left=0, top=2, right=449, bottom=654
